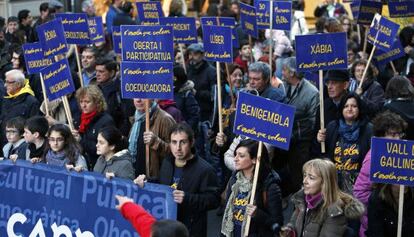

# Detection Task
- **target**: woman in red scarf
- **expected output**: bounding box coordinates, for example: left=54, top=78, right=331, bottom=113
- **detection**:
left=73, top=85, right=114, bottom=170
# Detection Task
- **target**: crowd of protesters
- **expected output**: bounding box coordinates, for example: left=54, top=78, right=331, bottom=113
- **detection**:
left=1, top=0, right=414, bottom=236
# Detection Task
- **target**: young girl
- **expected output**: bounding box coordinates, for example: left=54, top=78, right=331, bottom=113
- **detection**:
left=44, top=124, right=87, bottom=171
left=2, top=117, right=28, bottom=161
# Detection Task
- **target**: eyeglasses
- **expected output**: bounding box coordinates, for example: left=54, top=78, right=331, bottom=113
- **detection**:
left=6, top=130, right=19, bottom=134
left=5, top=80, right=17, bottom=84
left=49, top=137, right=64, bottom=143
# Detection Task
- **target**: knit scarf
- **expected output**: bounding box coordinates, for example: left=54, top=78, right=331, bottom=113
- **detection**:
left=221, top=172, right=252, bottom=237
left=305, top=192, right=322, bottom=209
left=46, top=150, right=66, bottom=167
left=79, top=110, right=97, bottom=133
left=338, top=119, right=360, bottom=143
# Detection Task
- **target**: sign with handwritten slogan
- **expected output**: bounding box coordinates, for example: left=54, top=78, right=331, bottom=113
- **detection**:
left=55, top=13, right=91, bottom=45
left=120, top=62, right=174, bottom=99
left=40, top=58, right=75, bottom=101
left=121, top=25, right=174, bottom=63
left=88, top=16, right=105, bottom=43
left=112, top=26, right=122, bottom=54
left=36, top=18, right=68, bottom=58
left=22, top=42, right=53, bottom=75
left=388, top=1, right=414, bottom=18
left=233, top=92, right=295, bottom=150
left=239, top=2, right=258, bottom=38
left=201, top=17, right=239, bottom=48
left=295, top=32, right=348, bottom=72
left=255, top=0, right=292, bottom=31
left=159, top=17, right=197, bottom=44
left=356, top=0, right=383, bottom=26
left=202, top=25, right=233, bottom=63
left=136, top=1, right=163, bottom=25
left=371, top=137, right=414, bottom=186
left=374, top=39, right=405, bottom=66
left=367, top=14, right=400, bottom=52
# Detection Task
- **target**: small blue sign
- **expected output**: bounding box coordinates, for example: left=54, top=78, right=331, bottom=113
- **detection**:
left=22, top=42, right=53, bottom=75
left=121, top=25, right=174, bottom=63
left=56, top=13, right=91, bottom=45
left=112, top=26, right=122, bottom=54
left=159, top=17, right=197, bottom=43
left=239, top=2, right=258, bottom=38
left=370, top=137, right=414, bottom=186
left=356, top=0, right=383, bottom=25
left=234, top=92, right=296, bottom=150
left=0, top=160, right=177, bottom=236
left=388, top=1, right=414, bottom=18
left=295, top=32, right=348, bottom=72
left=256, top=0, right=270, bottom=29
left=273, top=1, right=292, bottom=31
left=36, top=18, right=68, bottom=58
left=136, top=1, right=163, bottom=25
left=375, top=39, right=405, bottom=66
left=88, top=16, right=105, bottom=43
left=202, top=25, right=233, bottom=63
left=351, top=0, right=360, bottom=19
left=201, top=17, right=239, bottom=48
left=367, top=14, right=400, bottom=52
left=40, top=58, right=75, bottom=101
left=121, top=62, right=174, bottom=99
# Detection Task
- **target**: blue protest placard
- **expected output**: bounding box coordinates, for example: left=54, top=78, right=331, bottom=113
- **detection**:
left=159, top=17, right=197, bottom=44
left=22, top=42, right=53, bottom=75
left=40, top=58, right=75, bottom=101
left=273, top=1, right=292, bottom=31
left=112, top=26, right=122, bottom=54
left=136, top=1, right=163, bottom=25
left=201, top=17, right=239, bottom=48
left=233, top=92, right=295, bottom=150
left=202, top=25, right=233, bottom=63
left=88, top=16, right=105, bottom=43
left=256, top=0, right=270, bottom=29
left=295, top=32, right=348, bottom=72
left=388, top=1, right=414, bottom=18
left=356, top=0, right=382, bottom=25
left=367, top=14, right=400, bottom=52
left=370, top=137, right=414, bottom=186
left=55, top=13, right=90, bottom=45
left=239, top=2, right=258, bottom=38
left=121, top=25, right=174, bottom=63
left=375, top=39, right=405, bottom=66
left=36, top=18, right=68, bottom=58
left=0, top=160, right=177, bottom=236
left=351, top=0, right=360, bottom=19
left=121, top=62, right=174, bottom=99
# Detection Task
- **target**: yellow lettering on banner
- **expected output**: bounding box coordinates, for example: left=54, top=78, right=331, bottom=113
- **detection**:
left=144, top=12, right=159, bottom=18
left=44, top=43, right=66, bottom=56
left=373, top=171, right=409, bottom=182
left=361, top=6, right=380, bottom=14
left=88, top=19, right=97, bottom=26
left=125, top=52, right=171, bottom=61
left=205, top=51, right=231, bottom=59
left=65, top=32, right=89, bottom=39
left=386, top=143, right=409, bottom=155
left=143, top=3, right=157, bottom=11
left=49, top=79, right=70, bottom=94
left=125, top=83, right=171, bottom=93
left=240, top=8, right=255, bottom=17
left=44, top=63, right=68, bottom=80
left=90, top=27, right=97, bottom=34
left=244, top=22, right=254, bottom=31
left=45, top=30, right=57, bottom=41
left=380, top=156, right=414, bottom=170
left=133, top=41, right=159, bottom=50
left=24, top=48, right=42, bottom=54
left=311, top=44, right=332, bottom=55
left=210, top=34, right=225, bottom=44
left=240, top=103, right=290, bottom=127
left=173, top=24, right=190, bottom=31
left=396, top=6, right=408, bottom=11
left=28, top=58, right=53, bottom=68
left=236, top=124, right=289, bottom=143
left=275, top=16, right=288, bottom=24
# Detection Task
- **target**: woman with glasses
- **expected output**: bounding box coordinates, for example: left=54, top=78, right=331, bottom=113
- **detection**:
left=43, top=123, right=87, bottom=171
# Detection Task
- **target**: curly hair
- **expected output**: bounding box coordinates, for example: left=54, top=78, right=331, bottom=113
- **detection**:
left=75, top=85, right=107, bottom=113
left=372, top=111, right=407, bottom=137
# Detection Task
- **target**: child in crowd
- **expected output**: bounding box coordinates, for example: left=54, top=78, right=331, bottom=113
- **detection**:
left=23, top=116, right=48, bottom=163
left=2, top=117, right=28, bottom=161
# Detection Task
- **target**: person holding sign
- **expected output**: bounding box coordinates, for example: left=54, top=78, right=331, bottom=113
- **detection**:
left=280, top=159, right=364, bottom=237
left=316, top=93, right=372, bottom=194
left=221, top=139, right=283, bottom=237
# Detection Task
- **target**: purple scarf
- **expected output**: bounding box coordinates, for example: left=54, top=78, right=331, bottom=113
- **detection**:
left=305, top=192, right=323, bottom=209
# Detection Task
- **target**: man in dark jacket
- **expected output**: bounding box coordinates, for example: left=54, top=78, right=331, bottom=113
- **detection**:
left=247, top=61, right=285, bottom=102
left=17, top=9, right=35, bottom=43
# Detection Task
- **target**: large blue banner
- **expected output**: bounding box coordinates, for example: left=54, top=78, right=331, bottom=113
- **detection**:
left=40, top=58, right=76, bottom=101
left=356, top=0, right=382, bottom=25
left=295, top=32, right=348, bottom=72
left=121, top=62, right=174, bottom=99
left=112, top=26, right=122, bottom=54
left=201, top=17, right=239, bottom=48
left=374, top=39, right=405, bottom=66
left=121, top=25, right=174, bottom=63
left=233, top=92, right=295, bottom=150
left=0, top=160, right=177, bottom=236
left=370, top=137, right=414, bottom=186
left=388, top=1, right=414, bottom=18
left=56, top=13, right=91, bottom=45
left=36, top=19, right=68, bottom=58
left=367, top=14, right=400, bottom=52
left=159, top=17, right=197, bottom=44
left=202, top=25, right=233, bottom=63
left=88, top=16, right=105, bottom=43
left=136, top=1, right=163, bottom=25
left=22, top=42, right=53, bottom=75
left=239, top=2, right=258, bottom=38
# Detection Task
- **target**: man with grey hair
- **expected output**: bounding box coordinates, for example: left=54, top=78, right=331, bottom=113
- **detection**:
left=248, top=61, right=285, bottom=102
left=275, top=57, right=319, bottom=195
left=0, top=69, right=39, bottom=155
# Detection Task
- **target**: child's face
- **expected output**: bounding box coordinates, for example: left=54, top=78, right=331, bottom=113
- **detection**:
left=6, top=127, right=21, bottom=143
left=49, top=131, right=65, bottom=152
left=23, top=128, right=36, bottom=143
